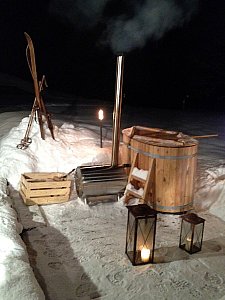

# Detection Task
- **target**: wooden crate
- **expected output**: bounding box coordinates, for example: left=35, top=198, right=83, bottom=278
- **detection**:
left=20, top=172, right=72, bottom=205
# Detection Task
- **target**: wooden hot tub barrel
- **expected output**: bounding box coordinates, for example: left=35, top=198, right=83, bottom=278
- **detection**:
left=122, top=126, right=198, bottom=213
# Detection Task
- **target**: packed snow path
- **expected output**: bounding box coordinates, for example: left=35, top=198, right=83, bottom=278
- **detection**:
left=12, top=189, right=225, bottom=300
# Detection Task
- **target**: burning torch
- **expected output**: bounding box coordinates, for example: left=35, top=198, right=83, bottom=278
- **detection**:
left=98, top=109, right=104, bottom=148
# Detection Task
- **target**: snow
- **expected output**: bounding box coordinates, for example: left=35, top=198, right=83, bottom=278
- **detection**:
left=132, top=167, right=148, bottom=180
left=0, top=104, right=225, bottom=300
left=125, top=183, right=144, bottom=196
left=0, top=177, right=45, bottom=300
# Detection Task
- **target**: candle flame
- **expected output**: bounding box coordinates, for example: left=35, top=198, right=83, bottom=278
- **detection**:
left=141, top=246, right=150, bottom=263
left=185, top=235, right=192, bottom=251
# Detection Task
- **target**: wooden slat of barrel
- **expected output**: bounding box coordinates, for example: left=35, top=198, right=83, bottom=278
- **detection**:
left=155, top=145, right=164, bottom=209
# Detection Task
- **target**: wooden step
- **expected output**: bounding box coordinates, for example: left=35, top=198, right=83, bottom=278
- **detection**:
left=130, top=174, right=147, bottom=183
left=124, top=152, right=156, bottom=204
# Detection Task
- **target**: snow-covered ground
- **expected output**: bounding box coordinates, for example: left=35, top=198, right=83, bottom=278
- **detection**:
left=0, top=103, right=225, bottom=300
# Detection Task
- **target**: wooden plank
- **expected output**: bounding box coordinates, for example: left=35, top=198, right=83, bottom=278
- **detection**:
left=27, top=187, right=70, bottom=197
left=20, top=190, right=69, bottom=205
left=130, top=174, right=146, bottom=183
left=128, top=152, right=138, bottom=182
left=155, top=145, right=164, bottom=208
left=23, top=172, right=66, bottom=179
left=126, top=189, right=143, bottom=199
left=27, top=181, right=71, bottom=189
left=143, top=158, right=155, bottom=201
left=21, top=174, right=71, bottom=187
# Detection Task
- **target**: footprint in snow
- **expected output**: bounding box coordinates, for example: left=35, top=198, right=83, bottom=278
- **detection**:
left=48, top=262, right=62, bottom=270
left=106, top=271, right=124, bottom=286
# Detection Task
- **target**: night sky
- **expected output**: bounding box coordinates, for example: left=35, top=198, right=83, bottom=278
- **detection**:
left=0, top=0, right=225, bottom=110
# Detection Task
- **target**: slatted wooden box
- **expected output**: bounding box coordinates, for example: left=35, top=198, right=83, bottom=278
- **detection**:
left=20, top=172, right=72, bottom=205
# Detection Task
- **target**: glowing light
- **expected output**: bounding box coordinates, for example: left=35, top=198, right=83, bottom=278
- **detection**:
left=98, top=109, right=104, bottom=121
left=98, top=109, right=104, bottom=148
left=141, top=246, right=150, bottom=263
left=185, top=236, right=192, bottom=251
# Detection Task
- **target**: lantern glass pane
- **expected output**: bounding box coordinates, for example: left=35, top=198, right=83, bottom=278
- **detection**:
left=126, top=212, right=136, bottom=262
left=180, top=220, right=193, bottom=252
left=134, top=218, right=155, bottom=264
left=192, top=223, right=203, bottom=251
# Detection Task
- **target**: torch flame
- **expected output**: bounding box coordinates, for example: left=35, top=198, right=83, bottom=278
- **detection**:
left=98, top=109, right=104, bottom=121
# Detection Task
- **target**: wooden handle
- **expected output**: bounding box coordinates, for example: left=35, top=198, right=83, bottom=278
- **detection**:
left=191, top=134, right=218, bottom=139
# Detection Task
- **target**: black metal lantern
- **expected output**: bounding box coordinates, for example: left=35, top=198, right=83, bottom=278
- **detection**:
left=125, top=204, right=157, bottom=265
left=179, top=213, right=205, bottom=254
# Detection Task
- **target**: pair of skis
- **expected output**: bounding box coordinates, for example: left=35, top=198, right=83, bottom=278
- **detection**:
left=17, top=32, right=55, bottom=150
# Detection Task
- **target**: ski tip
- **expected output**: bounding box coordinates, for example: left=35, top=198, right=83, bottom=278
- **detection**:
left=24, top=32, right=31, bottom=40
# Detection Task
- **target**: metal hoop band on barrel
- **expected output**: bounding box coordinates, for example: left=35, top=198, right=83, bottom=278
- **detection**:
left=125, top=144, right=197, bottom=160
left=152, top=202, right=193, bottom=213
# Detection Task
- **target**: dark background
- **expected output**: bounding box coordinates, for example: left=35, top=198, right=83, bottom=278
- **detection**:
left=0, top=0, right=225, bottom=110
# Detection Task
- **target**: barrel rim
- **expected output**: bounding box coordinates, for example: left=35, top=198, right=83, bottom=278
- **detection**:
left=122, top=126, right=198, bottom=148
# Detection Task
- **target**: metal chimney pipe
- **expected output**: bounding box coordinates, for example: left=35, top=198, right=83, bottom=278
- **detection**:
left=111, top=55, right=124, bottom=167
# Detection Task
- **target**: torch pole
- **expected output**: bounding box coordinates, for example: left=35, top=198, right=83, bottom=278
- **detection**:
left=100, top=119, right=103, bottom=148
left=98, top=109, right=104, bottom=148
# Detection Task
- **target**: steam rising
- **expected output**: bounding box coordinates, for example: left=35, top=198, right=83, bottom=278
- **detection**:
left=49, top=0, right=110, bottom=27
left=105, top=0, right=198, bottom=52
left=49, top=0, right=199, bottom=52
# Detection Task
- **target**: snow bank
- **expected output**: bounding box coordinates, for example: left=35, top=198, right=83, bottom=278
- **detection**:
left=194, top=166, right=225, bottom=221
left=0, top=177, right=45, bottom=300
left=0, top=117, right=112, bottom=190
